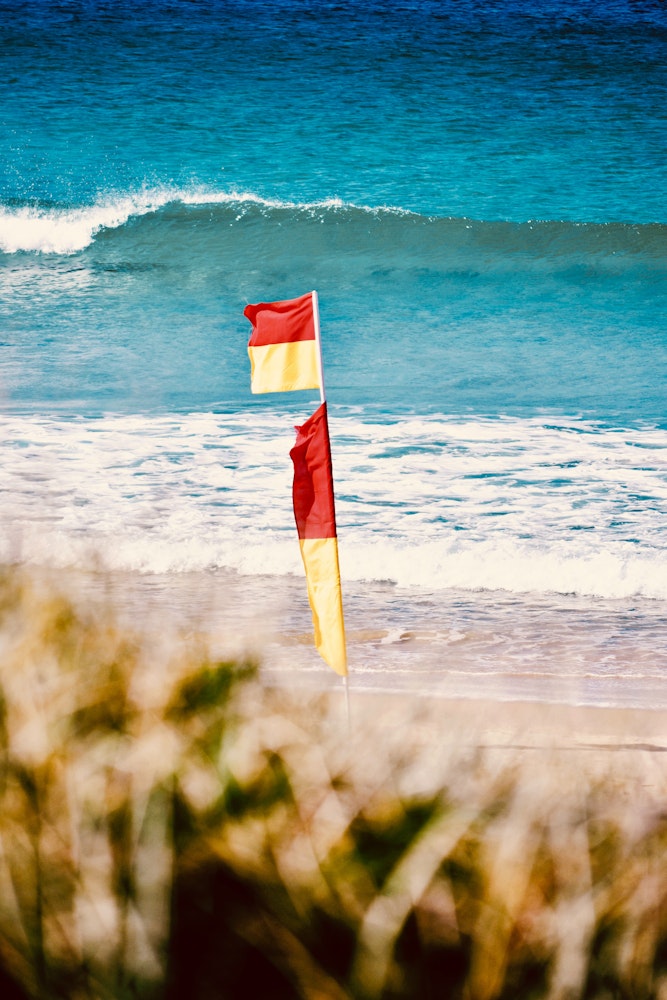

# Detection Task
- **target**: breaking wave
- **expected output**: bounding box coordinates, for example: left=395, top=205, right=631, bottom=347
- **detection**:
left=2, top=188, right=666, bottom=268
left=0, top=188, right=411, bottom=255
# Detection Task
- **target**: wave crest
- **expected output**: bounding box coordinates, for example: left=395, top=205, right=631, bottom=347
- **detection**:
left=2, top=188, right=665, bottom=265
left=0, top=188, right=412, bottom=255
left=0, top=194, right=163, bottom=254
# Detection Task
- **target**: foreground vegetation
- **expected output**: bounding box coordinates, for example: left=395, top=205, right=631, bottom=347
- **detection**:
left=0, top=568, right=665, bottom=999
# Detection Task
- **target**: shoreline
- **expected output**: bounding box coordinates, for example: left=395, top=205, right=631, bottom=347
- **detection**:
left=9, top=562, right=667, bottom=719
left=314, top=686, right=667, bottom=752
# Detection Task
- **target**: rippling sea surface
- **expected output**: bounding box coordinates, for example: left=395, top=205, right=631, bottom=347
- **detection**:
left=2, top=0, right=666, bottom=706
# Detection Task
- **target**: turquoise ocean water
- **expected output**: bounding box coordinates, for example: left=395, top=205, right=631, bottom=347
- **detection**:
left=2, top=0, right=667, bottom=706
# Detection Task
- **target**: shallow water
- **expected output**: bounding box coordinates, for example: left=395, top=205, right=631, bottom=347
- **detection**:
left=54, top=568, right=667, bottom=710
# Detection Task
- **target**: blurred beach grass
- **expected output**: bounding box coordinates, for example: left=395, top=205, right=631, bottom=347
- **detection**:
left=0, top=567, right=665, bottom=999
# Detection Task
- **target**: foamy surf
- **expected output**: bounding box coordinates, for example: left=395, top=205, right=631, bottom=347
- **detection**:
left=2, top=410, right=666, bottom=601
left=0, top=195, right=168, bottom=254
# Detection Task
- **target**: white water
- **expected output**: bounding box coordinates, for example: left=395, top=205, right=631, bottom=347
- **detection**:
left=3, top=409, right=666, bottom=601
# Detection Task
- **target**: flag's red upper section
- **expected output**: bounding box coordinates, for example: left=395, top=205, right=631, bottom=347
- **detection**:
left=290, top=402, right=337, bottom=540
left=245, top=293, right=315, bottom=347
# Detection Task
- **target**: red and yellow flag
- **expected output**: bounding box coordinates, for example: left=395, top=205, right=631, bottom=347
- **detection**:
left=244, top=293, right=321, bottom=394
left=244, top=291, right=347, bottom=676
left=290, top=402, right=347, bottom=676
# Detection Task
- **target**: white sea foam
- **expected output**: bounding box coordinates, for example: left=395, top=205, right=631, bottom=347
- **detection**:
left=2, top=410, right=667, bottom=601
left=0, top=188, right=412, bottom=255
left=0, top=194, right=168, bottom=254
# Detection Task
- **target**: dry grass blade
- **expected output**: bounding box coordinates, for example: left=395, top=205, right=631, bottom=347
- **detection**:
left=0, top=568, right=666, bottom=999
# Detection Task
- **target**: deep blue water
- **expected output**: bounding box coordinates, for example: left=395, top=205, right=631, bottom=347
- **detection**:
left=2, top=0, right=667, bottom=419
left=3, top=0, right=667, bottom=219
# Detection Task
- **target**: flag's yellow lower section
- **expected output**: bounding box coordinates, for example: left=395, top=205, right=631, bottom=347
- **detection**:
left=299, top=537, right=347, bottom=676
left=248, top=341, right=320, bottom=394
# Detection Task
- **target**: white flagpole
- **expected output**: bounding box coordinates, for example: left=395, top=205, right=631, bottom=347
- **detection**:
left=311, top=289, right=350, bottom=729
left=311, top=289, right=326, bottom=405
